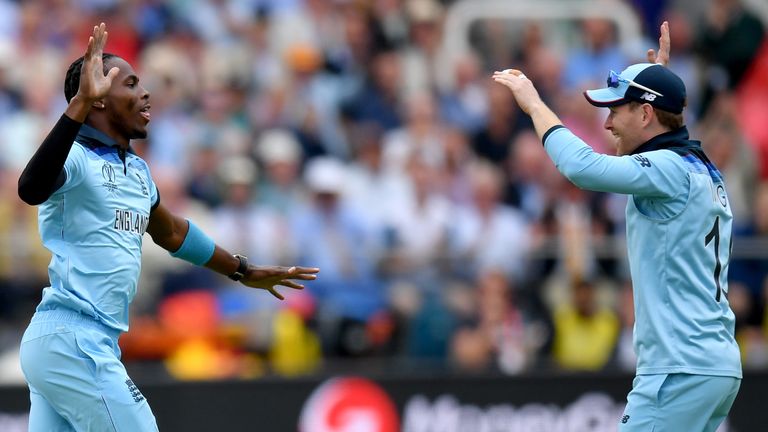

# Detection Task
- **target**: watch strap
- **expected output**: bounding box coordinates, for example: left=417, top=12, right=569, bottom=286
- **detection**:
left=228, top=254, right=248, bottom=281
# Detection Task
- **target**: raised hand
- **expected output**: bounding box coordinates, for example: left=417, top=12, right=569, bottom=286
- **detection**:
left=78, top=23, right=120, bottom=103
left=491, top=69, right=543, bottom=115
left=240, top=265, right=320, bottom=300
left=646, top=21, right=670, bottom=66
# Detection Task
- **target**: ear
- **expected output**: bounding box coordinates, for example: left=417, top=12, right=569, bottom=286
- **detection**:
left=641, top=104, right=655, bottom=126
left=92, top=100, right=106, bottom=109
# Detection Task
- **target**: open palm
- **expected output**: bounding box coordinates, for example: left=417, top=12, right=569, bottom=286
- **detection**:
left=646, top=21, right=671, bottom=66
left=78, top=23, right=119, bottom=102
left=241, top=266, right=320, bottom=300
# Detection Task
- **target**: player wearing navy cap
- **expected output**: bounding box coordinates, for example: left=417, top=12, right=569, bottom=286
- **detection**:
left=16, top=24, right=319, bottom=431
left=493, top=23, right=740, bottom=432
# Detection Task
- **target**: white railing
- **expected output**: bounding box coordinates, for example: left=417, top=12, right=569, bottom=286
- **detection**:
left=437, top=0, right=645, bottom=88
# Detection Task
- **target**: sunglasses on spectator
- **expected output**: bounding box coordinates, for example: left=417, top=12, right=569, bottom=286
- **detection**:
left=607, top=70, right=664, bottom=97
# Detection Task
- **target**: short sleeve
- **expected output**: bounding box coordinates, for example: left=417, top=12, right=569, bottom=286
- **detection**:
left=143, top=162, right=160, bottom=209
left=53, top=143, right=88, bottom=195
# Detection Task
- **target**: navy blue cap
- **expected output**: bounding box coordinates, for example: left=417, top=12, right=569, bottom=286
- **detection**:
left=584, top=63, right=687, bottom=114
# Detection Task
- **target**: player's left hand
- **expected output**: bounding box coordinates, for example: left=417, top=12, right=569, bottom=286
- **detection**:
left=240, top=265, right=320, bottom=300
left=79, top=23, right=120, bottom=103
left=646, top=21, right=670, bottom=66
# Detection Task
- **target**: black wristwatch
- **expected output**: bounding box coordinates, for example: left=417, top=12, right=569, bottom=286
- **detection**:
left=228, top=254, right=248, bottom=281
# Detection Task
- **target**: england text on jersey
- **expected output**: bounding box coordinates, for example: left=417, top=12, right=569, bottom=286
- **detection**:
left=113, top=209, right=150, bottom=235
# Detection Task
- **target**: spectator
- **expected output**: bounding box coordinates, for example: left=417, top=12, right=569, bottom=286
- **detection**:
left=561, top=18, right=628, bottom=89
left=438, top=52, right=489, bottom=134
left=693, top=0, right=765, bottom=116
left=471, top=80, right=531, bottom=164
left=291, top=157, right=387, bottom=355
left=451, top=160, right=532, bottom=283
left=399, top=0, right=444, bottom=94
left=253, top=128, right=306, bottom=216
left=552, top=278, right=620, bottom=371
left=382, top=89, right=447, bottom=175
left=379, top=153, right=453, bottom=287
left=342, top=47, right=403, bottom=131
left=452, top=271, right=552, bottom=374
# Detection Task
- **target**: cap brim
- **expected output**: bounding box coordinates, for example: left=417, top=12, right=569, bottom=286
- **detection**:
left=583, top=88, right=627, bottom=107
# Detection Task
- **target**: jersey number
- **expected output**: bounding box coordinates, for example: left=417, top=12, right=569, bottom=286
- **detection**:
left=704, top=216, right=725, bottom=302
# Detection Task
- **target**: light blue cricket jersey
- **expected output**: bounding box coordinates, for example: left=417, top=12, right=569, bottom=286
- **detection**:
left=36, top=124, right=159, bottom=332
left=544, top=125, right=741, bottom=378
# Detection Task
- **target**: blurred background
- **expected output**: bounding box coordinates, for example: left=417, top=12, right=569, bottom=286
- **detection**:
left=0, top=0, right=766, bottom=430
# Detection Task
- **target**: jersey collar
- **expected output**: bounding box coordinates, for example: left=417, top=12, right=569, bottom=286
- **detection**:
left=630, top=126, right=701, bottom=156
left=77, top=123, right=119, bottom=148
left=76, top=124, right=136, bottom=154
left=77, top=124, right=136, bottom=174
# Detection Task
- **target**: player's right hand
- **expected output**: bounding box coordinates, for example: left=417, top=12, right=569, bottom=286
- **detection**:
left=491, top=69, right=544, bottom=115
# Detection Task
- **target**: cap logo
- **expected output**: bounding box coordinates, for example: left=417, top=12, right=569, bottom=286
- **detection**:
left=640, top=92, right=657, bottom=102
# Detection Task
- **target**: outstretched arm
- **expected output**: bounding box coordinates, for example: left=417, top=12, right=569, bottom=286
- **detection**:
left=491, top=70, right=683, bottom=197
left=18, top=23, right=119, bottom=205
left=146, top=203, right=319, bottom=300
left=646, top=21, right=670, bottom=66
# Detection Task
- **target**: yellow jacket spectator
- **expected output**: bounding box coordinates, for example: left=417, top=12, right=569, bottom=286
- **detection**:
left=553, top=279, right=619, bottom=371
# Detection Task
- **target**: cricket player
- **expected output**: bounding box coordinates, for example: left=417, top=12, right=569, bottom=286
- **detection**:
left=492, top=23, right=742, bottom=431
left=16, top=24, right=319, bottom=431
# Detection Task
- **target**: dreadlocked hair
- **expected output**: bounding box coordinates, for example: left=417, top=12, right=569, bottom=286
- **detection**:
left=64, top=53, right=118, bottom=103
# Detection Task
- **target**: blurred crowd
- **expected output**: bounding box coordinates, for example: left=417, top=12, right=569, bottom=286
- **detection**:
left=0, top=0, right=767, bottom=382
